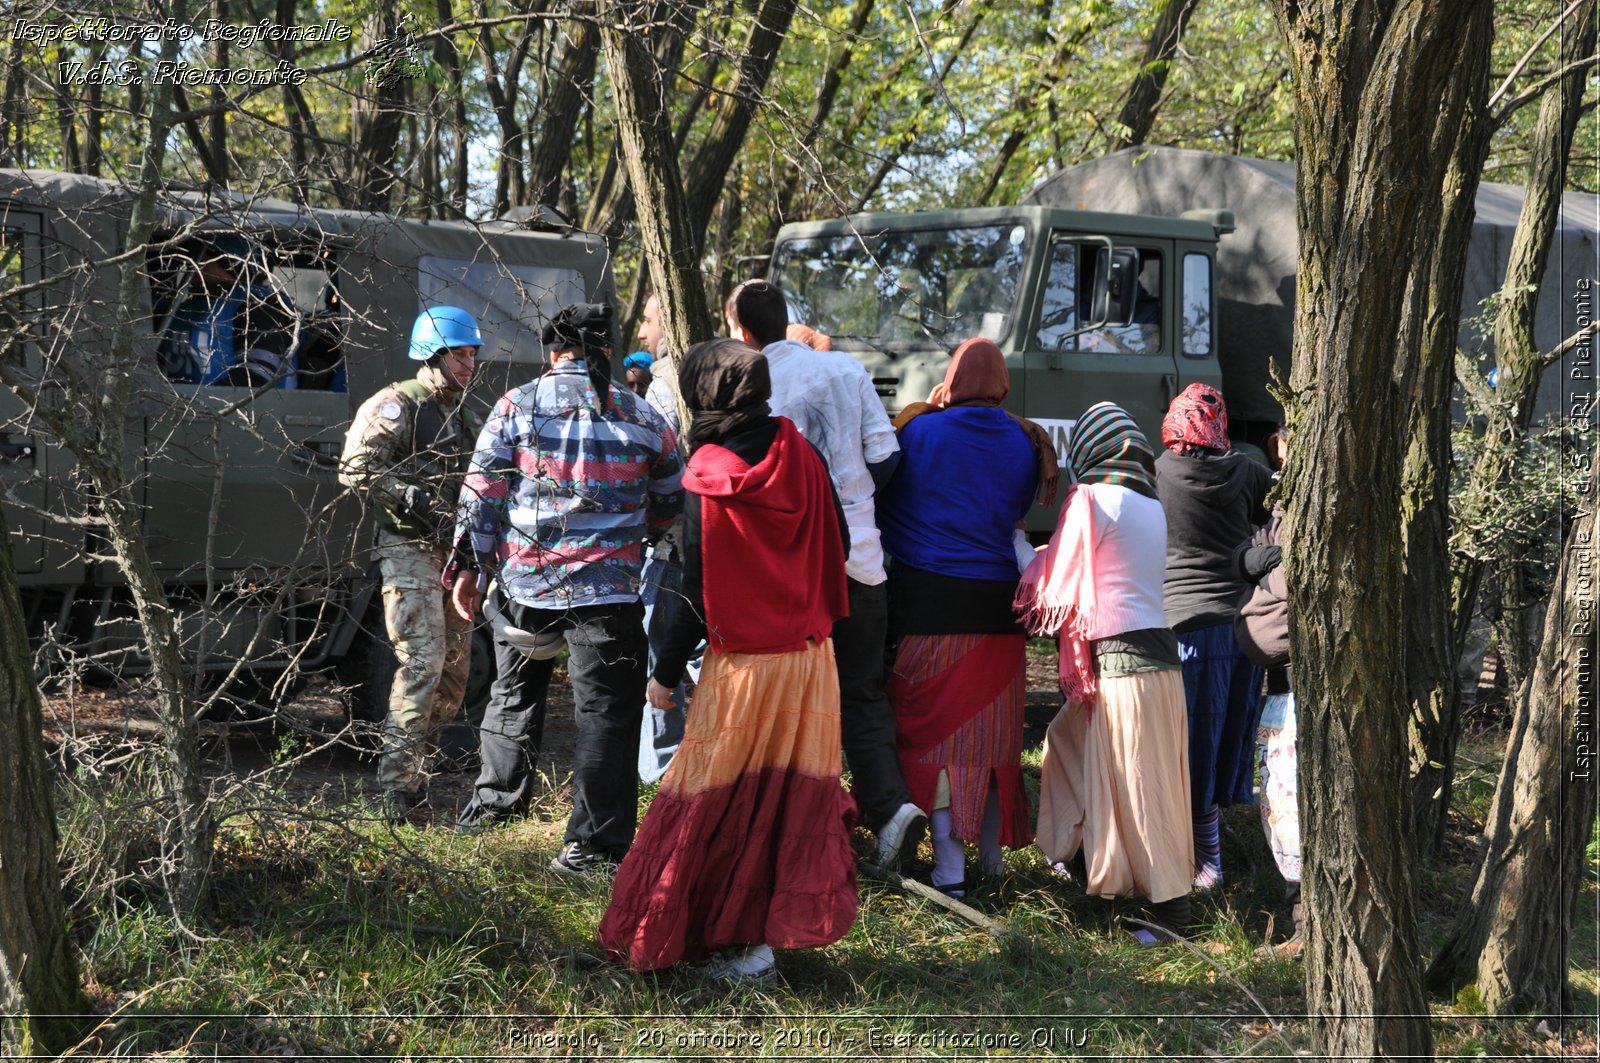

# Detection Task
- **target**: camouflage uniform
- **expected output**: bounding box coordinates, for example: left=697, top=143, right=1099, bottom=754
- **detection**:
left=339, top=366, right=477, bottom=800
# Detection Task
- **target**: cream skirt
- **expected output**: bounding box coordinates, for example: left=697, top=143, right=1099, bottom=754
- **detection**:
left=1036, top=669, right=1193, bottom=904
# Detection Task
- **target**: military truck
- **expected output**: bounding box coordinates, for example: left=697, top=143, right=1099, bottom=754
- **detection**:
left=768, top=201, right=1237, bottom=533
left=1, top=169, right=616, bottom=719
left=767, top=146, right=1597, bottom=526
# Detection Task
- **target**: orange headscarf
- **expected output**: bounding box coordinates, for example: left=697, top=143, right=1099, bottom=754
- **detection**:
left=893, top=337, right=1059, bottom=506
left=929, top=337, right=1009, bottom=406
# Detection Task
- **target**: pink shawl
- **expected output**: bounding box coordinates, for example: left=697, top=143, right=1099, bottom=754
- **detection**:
left=1013, top=483, right=1099, bottom=707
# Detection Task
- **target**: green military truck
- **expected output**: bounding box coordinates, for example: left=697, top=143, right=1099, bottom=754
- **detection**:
left=767, top=147, right=1598, bottom=530
left=1, top=169, right=615, bottom=718
left=767, top=202, right=1238, bottom=531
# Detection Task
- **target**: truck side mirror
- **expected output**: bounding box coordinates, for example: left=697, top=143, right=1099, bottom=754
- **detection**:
left=1090, top=247, right=1140, bottom=327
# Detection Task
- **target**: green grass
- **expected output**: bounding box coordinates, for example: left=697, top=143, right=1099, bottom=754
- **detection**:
left=30, top=726, right=1598, bottom=1060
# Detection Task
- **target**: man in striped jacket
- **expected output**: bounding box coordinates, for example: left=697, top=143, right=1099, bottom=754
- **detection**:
left=448, top=303, right=683, bottom=872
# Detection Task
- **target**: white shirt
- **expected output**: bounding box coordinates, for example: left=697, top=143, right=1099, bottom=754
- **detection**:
left=762, top=338, right=899, bottom=585
left=646, top=356, right=681, bottom=436
left=1084, top=483, right=1169, bottom=639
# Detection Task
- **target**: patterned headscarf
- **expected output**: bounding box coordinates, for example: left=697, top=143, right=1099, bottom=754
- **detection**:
left=1066, top=402, right=1157, bottom=498
left=1014, top=401, right=1155, bottom=707
left=1161, top=382, right=1230, bottom=455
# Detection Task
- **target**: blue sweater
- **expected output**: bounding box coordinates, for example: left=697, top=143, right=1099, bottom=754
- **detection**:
left=878, top=406, right=1038, bottom=582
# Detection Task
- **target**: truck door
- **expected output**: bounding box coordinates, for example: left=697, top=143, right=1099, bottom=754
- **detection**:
left=1021, top=235, right=1180, bottom=461
left=141, top=235, right=356, bottom=586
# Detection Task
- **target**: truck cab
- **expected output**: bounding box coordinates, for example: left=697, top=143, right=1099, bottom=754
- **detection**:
left=768, top=205, right=1234, bottom=523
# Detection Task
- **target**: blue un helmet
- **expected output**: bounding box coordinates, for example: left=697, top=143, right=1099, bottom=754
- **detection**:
left=408, top=306, right=483, bottom=361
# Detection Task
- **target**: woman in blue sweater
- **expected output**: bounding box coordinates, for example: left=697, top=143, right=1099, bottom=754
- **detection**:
left=877, top=338, right=1057, bottom=894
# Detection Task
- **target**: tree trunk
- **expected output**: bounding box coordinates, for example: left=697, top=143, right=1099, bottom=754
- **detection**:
left=431, top=0, right=468, bottom=218
left=210, top=0, right=230, bottom=189
left=1420, top=0, right=1598, bottom=847
left=597, top=0, right=715, bottom=428
left=101, top=1, right=216, bottom=916
left=528, top=8, right=600, bottom=209
left=0, top=34, right=23, bottom=166
left=0, top=498, right=91, bottom=1057
left=1266, top=1, right=1494, bottom=1058
left=1402, top=16, right=1497, bottom=854
left=679, top=0, right=799, bottom=251
left=349, top=1, right=410, bottom=212
left=583, top=0, right=705, bottom=241
left=477, top=2, right=540, bottom=215
left=84, top=42, right=105, bottom=177
left=1428, top=443, right=1599, bottom=1017
left=1110, top=0, right=1201, bottom=149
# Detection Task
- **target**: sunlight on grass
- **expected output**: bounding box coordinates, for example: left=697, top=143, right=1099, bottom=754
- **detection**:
left=46, top=721, right=1593, bottom=1059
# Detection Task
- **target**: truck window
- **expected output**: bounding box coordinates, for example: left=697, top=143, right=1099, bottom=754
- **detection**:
left=1080, top=248, right=1162, bottom=354
left=1035, top=239, right=1078, bottom=349
left=770, top=223, right=1027, bottom=350
left=1182, top=252, right=1213, bottom=358
left=418, top=256, right=586, bottom=364
left=151, top=235, right=346, bottom=392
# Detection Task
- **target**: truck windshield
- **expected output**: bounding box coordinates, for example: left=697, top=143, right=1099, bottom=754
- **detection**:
left=770, top=223, right=1027, bottom=351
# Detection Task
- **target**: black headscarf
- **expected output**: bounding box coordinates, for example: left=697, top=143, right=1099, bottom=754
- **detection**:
left=542, top=302, right=614, bottom=403
left=679, top=338, right=771, bottom=452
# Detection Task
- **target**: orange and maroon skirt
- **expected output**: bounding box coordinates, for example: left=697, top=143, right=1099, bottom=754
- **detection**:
left=599, top=639, right=858, bottom=971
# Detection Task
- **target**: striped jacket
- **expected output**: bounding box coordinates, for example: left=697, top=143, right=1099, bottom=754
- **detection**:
left=451, top=359, right=684, bottom=609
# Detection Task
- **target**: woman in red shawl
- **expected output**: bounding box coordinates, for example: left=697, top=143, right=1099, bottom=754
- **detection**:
left=876, top=338, right=1057, bottom=895
left=599, top=339, right=856, bottom=984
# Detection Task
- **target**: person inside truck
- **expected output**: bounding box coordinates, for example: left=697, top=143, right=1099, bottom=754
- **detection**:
left=1154, top=383, right=1273, bottom=892
left=1079, top=276, right=1161, bottom=354
left=158, top=235, right=301, bottom=389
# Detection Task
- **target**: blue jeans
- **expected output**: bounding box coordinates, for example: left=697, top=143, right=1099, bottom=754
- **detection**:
left=637, top=546, right=700, bottom=784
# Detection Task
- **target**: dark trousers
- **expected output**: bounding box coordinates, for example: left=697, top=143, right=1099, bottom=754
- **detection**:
left=1177, top=622, right=1264, bottom=810
left=834, top=577, right=912, bottom=832
left=459, top=598, right=647, bottom=855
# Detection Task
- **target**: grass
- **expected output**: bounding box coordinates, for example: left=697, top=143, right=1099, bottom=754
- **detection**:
left=25, top=720, right=1599, bottom=1060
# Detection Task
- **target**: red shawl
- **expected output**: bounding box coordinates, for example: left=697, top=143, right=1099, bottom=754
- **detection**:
left=684, top=417, right=848, bottom=655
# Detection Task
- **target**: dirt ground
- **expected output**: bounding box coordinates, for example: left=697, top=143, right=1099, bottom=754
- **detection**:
left=38, top=653, right=1065, bottom=822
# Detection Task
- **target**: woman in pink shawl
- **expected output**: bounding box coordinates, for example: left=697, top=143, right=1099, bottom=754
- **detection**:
left=1016, top=401, right=1194, bottom=941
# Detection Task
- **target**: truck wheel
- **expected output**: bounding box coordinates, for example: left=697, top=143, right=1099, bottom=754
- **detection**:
left=336, top=614, right=398, bottom=737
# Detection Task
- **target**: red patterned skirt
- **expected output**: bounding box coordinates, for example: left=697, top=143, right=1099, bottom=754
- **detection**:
left=598, top=639, right=858, bottom=971
left=886, top=633, right=1032, bottom=848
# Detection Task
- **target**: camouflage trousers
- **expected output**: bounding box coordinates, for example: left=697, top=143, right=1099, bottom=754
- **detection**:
left=374, top=528, right=473, bottom=795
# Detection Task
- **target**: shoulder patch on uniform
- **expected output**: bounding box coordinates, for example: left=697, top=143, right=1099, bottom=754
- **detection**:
left=379, top=401, right=403, bottom=421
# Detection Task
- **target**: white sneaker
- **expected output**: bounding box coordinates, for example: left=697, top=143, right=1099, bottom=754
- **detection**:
left=702, top=944, right=776, bottom=984
left=874, top=803, right=927, bottom=869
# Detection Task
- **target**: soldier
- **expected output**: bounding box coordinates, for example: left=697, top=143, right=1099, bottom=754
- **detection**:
left=339, top=306, right=483, bottom=822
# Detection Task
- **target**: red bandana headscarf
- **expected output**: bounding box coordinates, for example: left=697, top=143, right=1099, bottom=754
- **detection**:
left=1161, top=382, right=1230, bottom=455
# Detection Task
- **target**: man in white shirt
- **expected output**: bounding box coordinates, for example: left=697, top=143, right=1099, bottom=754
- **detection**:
left=725, top=279, right=926, bottom=868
